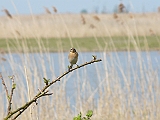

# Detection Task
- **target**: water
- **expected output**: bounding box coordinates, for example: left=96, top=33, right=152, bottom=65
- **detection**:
left=0, top=51, right=160, bottom=109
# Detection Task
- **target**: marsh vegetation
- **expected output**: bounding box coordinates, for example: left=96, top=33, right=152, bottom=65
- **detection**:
left=0, top=12, right=160, bottom=119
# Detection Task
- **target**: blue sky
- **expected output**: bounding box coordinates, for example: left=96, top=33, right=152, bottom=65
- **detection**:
left=0, top=0, right=160, bottom=15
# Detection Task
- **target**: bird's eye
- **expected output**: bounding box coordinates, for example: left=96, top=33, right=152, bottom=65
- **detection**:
left=73, top=48, right=76, bottom=52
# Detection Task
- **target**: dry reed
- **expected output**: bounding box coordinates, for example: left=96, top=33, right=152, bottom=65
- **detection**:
left=118, top=3, right=125, bottom=13
left=113, top=13, right=118, bottom=19
left=0, top=13, right=160, bottom=38
left=0, top=9, right=160, bottom=119
left=149, top=29, right=155, bottom=35
left=129, top=13, right=133, bottom=19
left=2, top=9, right=12, bottom=19
left=158, top=6, right=160, bottom=13
left=89, top=24, right=96, bottom=29
left=93, top=15, right=100, bottom=21
left=81, top=14, right=86, bottom=24
left=44, top=7, right=51, bottom=14
left=15, top=30, right=21, bottom=36
left=0, top=39, right=159, bottom=119
left=1, top=57, right=6, bottom=61
left=52, top=6, right=57, bottom=13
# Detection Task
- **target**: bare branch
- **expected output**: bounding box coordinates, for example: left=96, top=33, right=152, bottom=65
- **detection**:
left=4, top=58, right=102, bottom=120
left=7, top=75, right=16, bottom=115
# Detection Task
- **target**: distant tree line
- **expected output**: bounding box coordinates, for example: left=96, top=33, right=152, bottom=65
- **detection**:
left=81, top=3, right=160, bottom=14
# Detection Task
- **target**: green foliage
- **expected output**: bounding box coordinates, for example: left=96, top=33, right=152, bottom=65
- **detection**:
left=92, top=55, right=97, bottom=60
left=7, top=95, right=10, bottom=100
left=8, top=76, right=13, bottom=79
left=73, top=110, right=93, bottom=120
left=73, top=112, right=82, bottom=120
left=86, top=110, right=93, bottom=118
left=12, top=83, right=16, bottom=89
left=43, top=78, right=50, bottom=85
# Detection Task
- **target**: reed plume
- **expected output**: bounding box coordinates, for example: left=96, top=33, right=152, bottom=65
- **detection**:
left=1, top=57, right=6, bottom=61
left=81, top=14, right=86, bottom=24
left=129, top=13, right=133, bottom=19
left=44, top=7, right=51, bottom=14
left=15, top=30, right=21, bottom=36
left=118, top=3, right=125, bottom=13
left=113, top=13, right=118, bottom=19
left=89, top=24, right=95, bottom=29
left=2, top=9, right=12, bottom=19
left=158, top=6, right=160, bottom=13
left=52, top=6, right=57, bottom=13
left=149, top=29, right=155, bottom=35
left=93, top=15, right=100, bottom=21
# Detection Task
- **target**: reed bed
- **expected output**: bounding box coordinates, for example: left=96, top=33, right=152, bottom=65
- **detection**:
left=0, top=10, right=160, bottom=120
left=0, top=13, right=160, bottom=38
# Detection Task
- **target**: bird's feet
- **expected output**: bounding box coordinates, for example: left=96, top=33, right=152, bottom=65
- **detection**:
left=76, top=64, right=79, bottom=68
left=68, top=65, right=72, bottom=71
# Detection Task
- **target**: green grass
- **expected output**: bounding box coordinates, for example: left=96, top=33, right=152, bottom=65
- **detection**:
left=0, top=36, right=159, bottom=53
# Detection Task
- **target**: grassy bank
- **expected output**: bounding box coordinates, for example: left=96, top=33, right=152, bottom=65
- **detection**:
left=0, top=36, right=160, bottom=53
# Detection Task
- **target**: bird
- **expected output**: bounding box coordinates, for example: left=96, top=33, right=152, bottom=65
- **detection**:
left=68, top=48, right=78, bottom=70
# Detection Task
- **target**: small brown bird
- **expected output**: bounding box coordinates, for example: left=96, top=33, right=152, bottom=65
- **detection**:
left=68, top=48, right=78, bottom=69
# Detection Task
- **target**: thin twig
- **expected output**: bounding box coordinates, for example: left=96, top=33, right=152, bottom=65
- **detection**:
left=11, top=91, right=52, bottom=120
left=0, top=74, right=9, bottom=101
left=4, top=59, right=102, bottom=120
left=0, top=74, right=16, bottom=116
left=7, top=75, right=15, bottom=115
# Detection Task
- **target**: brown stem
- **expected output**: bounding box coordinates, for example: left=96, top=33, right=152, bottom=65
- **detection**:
left=4, top=59, right=102, bottom=120
left=0, top=74, right=9, bottom=101
left=7, top=76, right=15, bottom=115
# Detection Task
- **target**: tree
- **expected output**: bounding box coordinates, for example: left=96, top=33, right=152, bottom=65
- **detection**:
left=81, top=9, right=88, bottom=14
